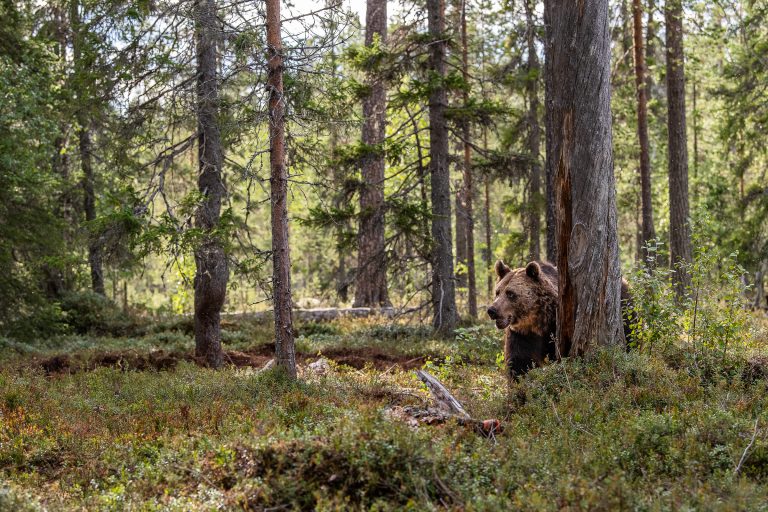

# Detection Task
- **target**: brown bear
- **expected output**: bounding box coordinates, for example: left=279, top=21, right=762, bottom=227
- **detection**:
left=487, top=259, right=632, bottom=377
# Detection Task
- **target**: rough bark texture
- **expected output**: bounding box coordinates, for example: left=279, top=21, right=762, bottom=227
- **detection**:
left=70, top=0, right=104, bottom=296
left=545, top=0, right=624, bottom=357
left=665, top=0, right=692, bottom=296
left=193, top=0, right=228, bottom=369
left=633, top=0, right=656, bottom=261
left=354, top=0, right=390, bottom=308
left=427, top=0, right=458, bottom=333
left=525, top=0, right=542, bottom=262
left=543, top=0, right=556, bottom=262
left=460, top=0, right=477, bottom=317
left=267, top=0, right=297, bottom=378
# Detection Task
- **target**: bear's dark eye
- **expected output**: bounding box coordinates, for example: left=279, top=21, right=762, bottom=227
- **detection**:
left=505, top=290, right=516, bottom=301
left=495, top=289, right=500, bottom=297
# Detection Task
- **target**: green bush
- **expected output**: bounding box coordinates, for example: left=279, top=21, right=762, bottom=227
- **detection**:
left=59, top=291, right=136, bottom=336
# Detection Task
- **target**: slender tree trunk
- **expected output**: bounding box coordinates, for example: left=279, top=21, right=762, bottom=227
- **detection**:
left=354, top=0, right=390, bottom=307
left=545, top=0, right=624, bottom=357
left=80, top=124, right=105, bottom=295
left=461, top=0, right=477, bottom=317
left=633, top=0, right=656, bottom=262
left=193, top=0, right=227, bottom=368
left=455, top=187, right=468, bottom=290
left=484, top=173, right=492, bottom=299
left=753, top=263, right=765, bottom=309
left=328, top=38, right=348, bottom=303
left=543, top=0, right=556, bottom=262
left=692, top=72, right=699, bottom=206
left=267, top=0, right=297, bottom=378
left=482, top=128, right=492, bottom=300
left=70, top=0, right=104, bottom=296
left=427, top=0, right=457, bottom=333
left=665, top=0, right=692, bottom=296
left=525, top=0, right=542, bottom=262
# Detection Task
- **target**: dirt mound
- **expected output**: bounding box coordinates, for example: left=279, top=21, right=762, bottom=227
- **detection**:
left=35, top=346, right=428, bottom=375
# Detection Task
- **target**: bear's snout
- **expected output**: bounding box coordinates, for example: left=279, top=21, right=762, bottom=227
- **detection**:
left=487, top=306, right=499, bottom=320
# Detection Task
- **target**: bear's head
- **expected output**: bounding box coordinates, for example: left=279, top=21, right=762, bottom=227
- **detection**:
left=487, top=260, right=558, bottom=334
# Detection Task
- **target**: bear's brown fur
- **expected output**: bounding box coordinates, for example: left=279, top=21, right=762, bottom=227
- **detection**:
left=487, top=259, right=632, bottom=377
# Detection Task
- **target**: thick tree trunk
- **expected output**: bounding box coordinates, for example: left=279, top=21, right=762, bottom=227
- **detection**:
left=633, top=0, right=656, bottom=262
left=267, top=0, right=297, bottom=378
left=354, top=0, right=390, bottom=308
left=427, top=0, right=458, bottom=333
left=545, top=0, right=624, bottom=357
left=525, top=0, right=542, bottom=262
left=461, top=0, right=477, bottom=318
left=543, top=0, right=556, bottom=262
left=665, top=0, right=692, bottom=296
left=193, top=0, right=227, bottom=368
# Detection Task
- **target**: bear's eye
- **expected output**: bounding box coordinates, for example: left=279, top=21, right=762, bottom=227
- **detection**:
left=495, top=289, right=500, bottom=297
left=505, top=290, right=516, bottom=301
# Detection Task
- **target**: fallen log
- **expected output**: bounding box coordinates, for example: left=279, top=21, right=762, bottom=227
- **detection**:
left=221, top=306, right=419, bottom=323
left=411, top=370, right=503, bottom=437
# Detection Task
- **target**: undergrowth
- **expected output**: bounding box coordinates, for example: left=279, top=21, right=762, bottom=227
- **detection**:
left=0, top=254, right=767, bottom=509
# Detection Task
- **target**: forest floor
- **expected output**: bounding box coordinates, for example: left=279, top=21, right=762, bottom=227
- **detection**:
left=1, top=315, right=768, bottom=510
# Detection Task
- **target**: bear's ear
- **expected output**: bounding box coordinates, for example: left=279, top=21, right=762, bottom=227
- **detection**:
left=526, top=261, right=541, bottom=280
left=495, top=259, right=511, bottom=279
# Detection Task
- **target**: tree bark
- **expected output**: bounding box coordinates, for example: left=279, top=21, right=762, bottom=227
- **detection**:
left=665, top=0, right=692, bottom=296
left=267, top=0, right=297, bottom=378
left=455, top=187, right=468, bottom=289
left=79, top=124, right=105, bottom=296
left=70, top=0, right=104, bottom=296
left=354, top=0, right=390, bottom=308
left=525, top=0, right=542, bottom=262
left=193, top=0, right=227, bottom=368
left=427, top=0, right=458, bottom=333
left=645, top=0, right=654, bottom=89
left=461, top=0, right=477, bottom=318
left=633, top=0, right=656, bottom=262
left=543, top=0, right=556, bottom=262
left=545, top=0, right=624, bottom=357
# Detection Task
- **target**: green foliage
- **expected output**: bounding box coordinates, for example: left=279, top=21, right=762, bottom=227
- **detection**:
left=1, top=318, right=767, bottom=509
left=59, top=291, right=136, bottom=336
left=630, top=229, right=755, bottom=369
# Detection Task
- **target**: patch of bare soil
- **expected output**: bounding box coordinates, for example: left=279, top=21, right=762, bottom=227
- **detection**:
left=34, top=346, right=429, bottom=376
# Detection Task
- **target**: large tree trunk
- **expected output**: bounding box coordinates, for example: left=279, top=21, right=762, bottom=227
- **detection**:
left=70, top=0, right=104, bottom=296
left=525, top=0, right=542, bottom=262
left=427, top=0, right=458, bottom=333
left=461, top=0, right=477, bottom=318
left=545, top=0, right=624, bottom=357
left=354, top=0, right=390, bottom=308
left=665, top=0, right=692, bottom=296
left=633, top=0, right=656, bottom=262
left=267, top=0, right=297, bottom=378
left=193, top=0, right=227, bottom=368
left=543, top=0, right=556, bottom=262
